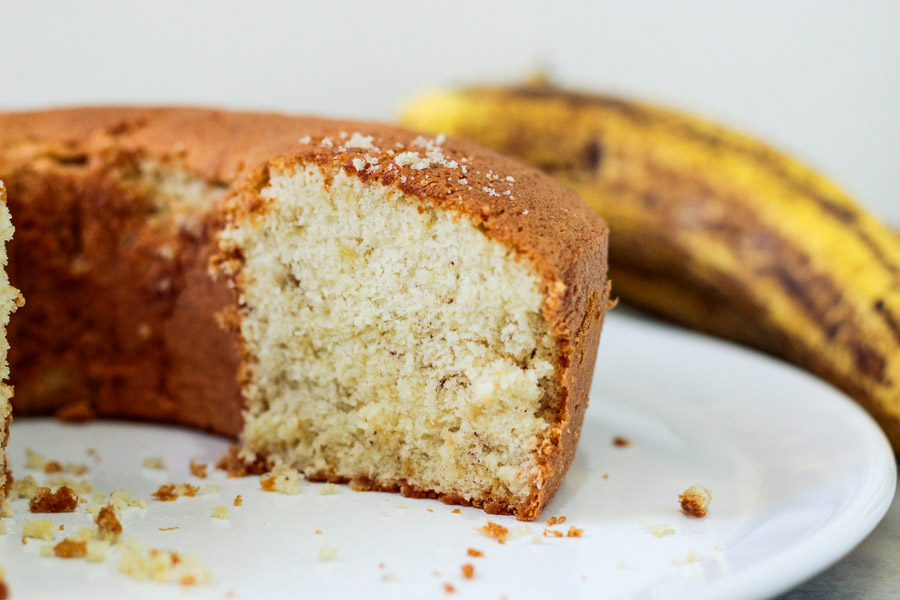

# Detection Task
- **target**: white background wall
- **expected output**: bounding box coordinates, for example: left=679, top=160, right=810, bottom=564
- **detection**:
left=2, top=0, right=897, bottom=223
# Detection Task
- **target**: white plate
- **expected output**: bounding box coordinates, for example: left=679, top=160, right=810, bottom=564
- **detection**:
left=1, top=312, right=895, bottom=599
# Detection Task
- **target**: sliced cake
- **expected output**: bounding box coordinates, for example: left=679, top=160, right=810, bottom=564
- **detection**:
left=0, top=109, right=610, bottom=519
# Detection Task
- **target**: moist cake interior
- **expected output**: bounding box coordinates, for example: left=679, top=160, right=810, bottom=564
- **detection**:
left=224, top=166, right=560, bottom=507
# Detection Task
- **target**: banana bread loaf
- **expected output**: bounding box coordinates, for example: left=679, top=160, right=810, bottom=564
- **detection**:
left=0, top=108, right=610, bottom=519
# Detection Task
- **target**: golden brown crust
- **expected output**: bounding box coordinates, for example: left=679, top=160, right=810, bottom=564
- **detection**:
left=0, top=183, right=12, bottom=500
left=0, top=107, right=609, bottom=520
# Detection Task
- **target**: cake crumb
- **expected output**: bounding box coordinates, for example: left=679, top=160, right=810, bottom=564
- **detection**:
left=0, top=499, right=13, bottom=517
left=44, top=475, right=92, bottom=496
left=259, top=465, right=302, bottom=495
left=319, top=483, right=339, bottom=495
left=233, top=495, right=243, bottom=507
left=451, top=508, right=461, bottom=514
left=159, top=527, right=179, bottom=532
left=315, top=529, right=322, bottom=535
left=567, top=526, right=584, bottom=538
left=679, top=485, right=712, bottom=518
left=461, top=564, right=475, bottom=579
left=317, top=543, right=337, bottom=561
left=119, top=539, right=211, bottom=585
left=11, top=475, right=39, bottom=499
left=546, top=515, right=566, bottom=526
left=189, top=460, right=208, bottom=479
left=443, top=583, right=455, bottom=594
left=0, top=521, right=5, bottom=535
left=44, top=460, right=64, bottom=474
left=87, top=539, right=110, bottom=562
left=52, top=538, right=88, bottom=559
left=212, top=507, right=230, bottom=520
left=23, top=519, right=56, bottom=541
left=142, top=457, right=166, bottom=470
left=97, top=489, right=147, bottom=516
left=543, top=528, right=563, bottom=538
left=29, top=486, right=79, bottom=513
left=95, top=505, right=123, bottom=542
left=215, top=445, right=268, bottom=478
left=25, top=449, right=46, bottom=470
left=511, top=525, right=531, bottom=539
left=640, top=518, right=675, bottom=538
left=65, top=462, right=90, bottom=476
left=475, top=521, right=508, bottom=544
left=152, top=483, right=200, bottom=502
left=467, top=548, right=483, bottom=557
left=613, top=436, right=631, bottom=447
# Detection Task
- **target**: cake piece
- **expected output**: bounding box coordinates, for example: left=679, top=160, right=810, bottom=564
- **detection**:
left=0, top=182, right=22, bottom=500
left=0, top=109, right=610, bottom=519
left=218, top=138, right=609, bottom=519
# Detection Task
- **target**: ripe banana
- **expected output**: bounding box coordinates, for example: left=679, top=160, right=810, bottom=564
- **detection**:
left=401, top=83, right=900, bottom=450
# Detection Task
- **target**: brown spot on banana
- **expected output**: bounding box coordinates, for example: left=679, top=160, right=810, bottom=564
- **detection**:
left=874, top=299, right=900, bottom=345
left=502, top=85, right=900, bottom=282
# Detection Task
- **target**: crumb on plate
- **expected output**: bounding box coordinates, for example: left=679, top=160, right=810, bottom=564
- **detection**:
left=215, top=444, right=268, bottom=478
left=475, top=521, right=508, bottom=544
left=679, top=485, right=712, bottom=518
left=151, top=483, right=200, bottom=502
left=142, top=457, right=166, bottom=470
left=28, top=486, right=79, bottom=513
left=260, top=465, right=302, bottom=495
left=119, top=539, right=211, bottom=585
left=190, top=460, right=208, bottom=479
left=23, top=519, right=56, bottom=541
left=317, top=543, right=337, bottom=561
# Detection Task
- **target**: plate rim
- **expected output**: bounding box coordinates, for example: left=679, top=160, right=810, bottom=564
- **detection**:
left=603, top=313, right=898, bottom=600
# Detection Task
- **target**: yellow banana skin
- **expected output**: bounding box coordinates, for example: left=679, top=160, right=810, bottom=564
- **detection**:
left=402, top=84, right=900, bottom=450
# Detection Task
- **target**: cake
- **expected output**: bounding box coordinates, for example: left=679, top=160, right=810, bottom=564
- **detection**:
left=0, top=181, right=23, bottom=499
left=0, top=108, right=610, bottom=519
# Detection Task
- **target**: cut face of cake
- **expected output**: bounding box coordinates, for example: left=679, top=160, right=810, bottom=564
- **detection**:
left=0, top=109, right=610, bottom=519
left=0, top=182, right=23, bottom=499
left=223, top=168, right=560, bottom=515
